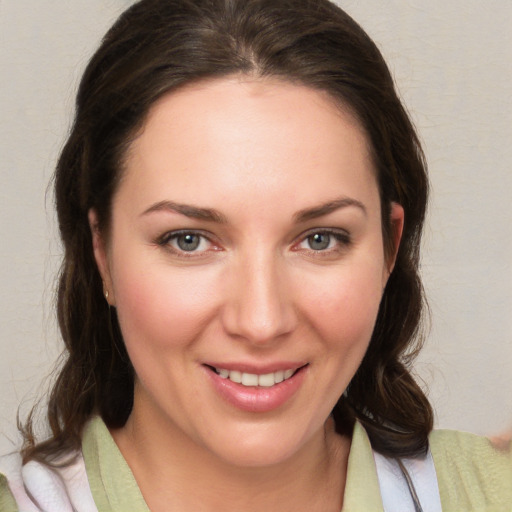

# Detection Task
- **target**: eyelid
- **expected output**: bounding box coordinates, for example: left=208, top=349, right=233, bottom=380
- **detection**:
left=156, top=229, right=220, bottom=256
left=155, top=227, right=351, bottom=258
left=293, top=227, right=351, bottom=252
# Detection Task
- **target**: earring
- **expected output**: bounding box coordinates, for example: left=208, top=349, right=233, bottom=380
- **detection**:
left=103, top=281, right=110, bottom=302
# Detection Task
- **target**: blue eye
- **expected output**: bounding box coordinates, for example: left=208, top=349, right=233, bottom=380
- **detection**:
left=297, top=229, right=351, bottom=253
left=176, top=233, right=201, bottom=251
left=158, top=231, right=211, bottom=254
left=307, top=233, right=332, bottom=251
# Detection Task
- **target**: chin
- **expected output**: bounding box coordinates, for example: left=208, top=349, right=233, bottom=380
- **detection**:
left=199, top=420, right=321, bottom=469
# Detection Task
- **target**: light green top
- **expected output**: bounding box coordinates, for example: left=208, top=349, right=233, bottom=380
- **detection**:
left=1, top=417, right=511, bottom=511
left=429, top=428, right=512, bottom=511
left=0, top=475, right=16, bottom=512
left=83, top=417, right=385, bottom=511
left=82, top=416, right=149, bottom=511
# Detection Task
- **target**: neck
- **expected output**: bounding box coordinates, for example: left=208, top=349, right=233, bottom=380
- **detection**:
left=112, top=397, right=350, bottom=512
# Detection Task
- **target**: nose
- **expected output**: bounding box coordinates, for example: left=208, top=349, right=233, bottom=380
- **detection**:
left=221, top=250, right=297, bottom=345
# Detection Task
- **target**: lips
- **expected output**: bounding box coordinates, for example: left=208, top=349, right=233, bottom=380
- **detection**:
left=204, top=363, right=308, bottom=413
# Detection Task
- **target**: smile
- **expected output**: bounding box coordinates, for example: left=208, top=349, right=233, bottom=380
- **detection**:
left=205, top=363, right=308, bottom=413
left=212, top=367, right=297, bottom=387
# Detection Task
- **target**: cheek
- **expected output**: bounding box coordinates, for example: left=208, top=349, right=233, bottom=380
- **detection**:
left=111, top=258, right=220, bottom=353
left=301, top=264, right=384, bottom=343
left=287, top=262, right=385, bottom=426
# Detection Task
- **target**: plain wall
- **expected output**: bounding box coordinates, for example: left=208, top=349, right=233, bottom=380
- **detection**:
left=1, top=0, right=511, bottom=455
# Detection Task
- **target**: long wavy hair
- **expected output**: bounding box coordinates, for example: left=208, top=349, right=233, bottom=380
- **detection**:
left=22, top=0, right=431, bottom=463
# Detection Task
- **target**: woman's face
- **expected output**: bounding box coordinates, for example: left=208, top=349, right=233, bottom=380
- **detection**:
left=92, top=77, right=402, bottom=467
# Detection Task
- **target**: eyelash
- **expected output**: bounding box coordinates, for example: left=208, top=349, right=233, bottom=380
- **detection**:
left=296, top=228, right=352, bottom=256
left=155, top=228, right=351, bottom=258
left=156, top=230, right=217, bottom=257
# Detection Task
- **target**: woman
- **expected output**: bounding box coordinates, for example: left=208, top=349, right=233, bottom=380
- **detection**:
left=1, top=0, right=511, bottom=510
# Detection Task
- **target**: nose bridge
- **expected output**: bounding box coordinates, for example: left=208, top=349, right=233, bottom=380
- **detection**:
left=223, top=246, right=296, bottom=343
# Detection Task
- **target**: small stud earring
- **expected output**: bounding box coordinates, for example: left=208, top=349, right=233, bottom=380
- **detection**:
left=102, top=281, right=109, bottom=302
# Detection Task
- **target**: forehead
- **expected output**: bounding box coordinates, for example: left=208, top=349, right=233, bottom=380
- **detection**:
left=118, top=77, right=379, bottom=218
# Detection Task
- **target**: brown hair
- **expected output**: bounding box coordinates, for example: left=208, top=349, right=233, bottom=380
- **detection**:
left=22, top=0, right=432, bottom=463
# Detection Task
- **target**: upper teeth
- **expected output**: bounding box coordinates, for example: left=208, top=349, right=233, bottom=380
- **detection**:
left=215, top=368, right=295, bottom=387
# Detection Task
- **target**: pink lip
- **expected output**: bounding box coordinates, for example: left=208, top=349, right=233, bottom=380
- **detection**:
left=204, top=364, right=308, bottom=413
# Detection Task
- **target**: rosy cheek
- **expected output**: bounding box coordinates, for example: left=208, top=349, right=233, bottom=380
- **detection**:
left=113, top=259, right=220, bottom=349
left=299, top=269, right=383, bottom=341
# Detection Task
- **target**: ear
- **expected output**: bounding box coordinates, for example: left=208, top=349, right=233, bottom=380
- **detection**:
left=385, top=202, right=405, bottom=276
left=88, top=209, right=115, bottom=306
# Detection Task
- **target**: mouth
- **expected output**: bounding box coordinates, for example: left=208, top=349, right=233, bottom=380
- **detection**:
left=206, top=365, right=305, bottom=388
left=204, top=363, right=308, bottom=413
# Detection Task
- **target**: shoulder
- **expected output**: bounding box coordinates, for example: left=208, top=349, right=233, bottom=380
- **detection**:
left=430, top=428, right=512, bottom=511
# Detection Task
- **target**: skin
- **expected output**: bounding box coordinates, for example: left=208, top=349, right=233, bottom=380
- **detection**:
left=90, top=77, right=403, bottom=511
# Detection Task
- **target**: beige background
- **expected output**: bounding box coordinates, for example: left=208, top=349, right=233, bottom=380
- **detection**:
left=1, top=1, right=511, bottom=454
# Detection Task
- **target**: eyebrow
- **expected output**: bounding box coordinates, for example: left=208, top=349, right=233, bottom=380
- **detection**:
left=141, top=200, right=228, bottom=224
left=293, top=197, right=367, bottom=223
left=141, top=196, right=366, bottom=224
